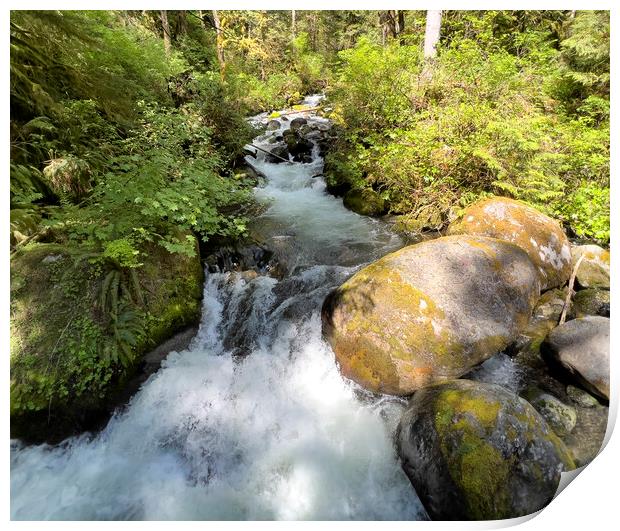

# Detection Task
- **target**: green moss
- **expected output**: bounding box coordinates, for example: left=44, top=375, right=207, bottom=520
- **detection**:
left=10, top=238, right=203, bottom=439
left=343, top=188, right=386, bottom=217
left=431, top=387, right=512, bottom=519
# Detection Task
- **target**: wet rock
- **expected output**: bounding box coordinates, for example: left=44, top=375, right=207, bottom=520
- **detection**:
left=524, top=388, right=577, bottom=436
left=266, top=119, right=280, bottom=131
left=289, top=117, right=307, bottom=132
left=566, top=385, right=600, bottom=408
left=343, top=188, right=386, bottom=217
left=205, top=243, right=275, bottom=275
left=265, top=145, right=290, bottom=164
left=281, top=129, right=313, bottom=162
left=322, top=235, right=540, bottom=395
left=448, top=197, right=571, bottom=290
left=542, top=316, right=609, bottom=400
left=397, top=379, right=574, bottom=520
left=571, top=288, right=610, bottom=318
left=572, top=244, right=610, bottom=288
left=298, top=124, right=313, bottom=137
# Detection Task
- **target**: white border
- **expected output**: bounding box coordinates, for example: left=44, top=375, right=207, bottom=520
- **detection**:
left=3, top=2, right=617, bottom=530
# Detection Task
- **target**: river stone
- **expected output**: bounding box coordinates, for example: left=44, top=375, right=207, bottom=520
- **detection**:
left=572, top=244, right=610, bottom=288
left=396, top=379, right=574, bottom=520
left=571, top=288, right=610, bottom=318
left=266, top=145, right=289, bottom=164
left=524, top=389, right=577, bottom=436
left=289, top=117, right=307, bottom=132
left=266, top=119, right=280, bottom=131
left=542, top=316, right=610, bottom=400
left=566, top=385, right=600, bottom=408
left=448, top=197, right=571, bottom=290
left=322, top=235, right=541, bottom=395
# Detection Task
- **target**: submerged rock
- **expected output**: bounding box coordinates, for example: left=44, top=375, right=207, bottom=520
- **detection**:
left=571, top=244, right=610, bottom=288
left=542, top=316, right=610, bottom=400
left=322, top=235, right=540, bottom=395
left=448, top=197, right=571, bottom=290
left=397, top=379, right=574, bottom=520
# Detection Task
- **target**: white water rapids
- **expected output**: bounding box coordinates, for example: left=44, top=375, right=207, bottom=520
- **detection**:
left=10, top=96, right=428, bottom=520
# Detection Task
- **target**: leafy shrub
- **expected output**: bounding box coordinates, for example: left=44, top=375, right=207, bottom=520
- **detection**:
left=326, top=32, right=609, bottom=242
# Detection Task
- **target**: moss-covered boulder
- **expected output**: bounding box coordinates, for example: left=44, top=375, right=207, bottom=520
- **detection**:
left=448, top=197, right=571, bottom=290
left=342, top=188, right=386, bottom=217
left=10, top=240, right=203, bottom=442
left=542, top=316, right=610, bottom=400
left=322, top=235, right=540, bottom=395
left=396, top=379, right=574, bottom=520
left=571, top=244, right=610, bottom=288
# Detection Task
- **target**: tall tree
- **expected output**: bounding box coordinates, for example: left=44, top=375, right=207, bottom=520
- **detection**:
left=160, top=10, right=171, bottom=56
left=423, top=10, right=442, bottom=58
left=212, top=10, right=225, bottom=77
left=175, top=10, right=188, bottom=39
left=291, top=10, right=296, bottom=38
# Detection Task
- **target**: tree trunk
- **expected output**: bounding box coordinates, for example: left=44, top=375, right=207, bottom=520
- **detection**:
left=397, top=10, right=406, bottom=44
left=175, top=10, right=188, bottom=38
left=198, top=10, right=206, bottom=30
left=212, top=10, right=226, bottom=78
left=291, top=10, right=296, bottom=38
left=160, top=10, right=171, bottom=57
left=423, top=10, right=442, bottom=59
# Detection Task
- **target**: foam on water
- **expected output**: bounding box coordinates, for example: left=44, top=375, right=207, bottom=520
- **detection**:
left=10, top=96, right=425, bottom=520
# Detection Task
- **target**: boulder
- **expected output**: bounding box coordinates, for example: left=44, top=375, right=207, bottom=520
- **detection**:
left=265, top=145, right=290, bottom=164
left=342, top=188, right=386, bottom=217
left=289, top=117, right=307, bottom=132
left=266, top=119, right=280, bottom=131
left=282, top=129, right=313, bottom=162
left=448, top=197, right=571, bottom=290
left=322, top=235, right=541, bottom=395
left=397, top=379, right=574, bottom=520
left=571, top=288, right=610, bottom=318
left=542, top=316, right=610, bottom=400
left=572, top=244, right=610, bottom=288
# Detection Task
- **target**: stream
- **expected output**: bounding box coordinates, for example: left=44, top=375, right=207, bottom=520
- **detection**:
left=10, top=95, right=428, bottom=520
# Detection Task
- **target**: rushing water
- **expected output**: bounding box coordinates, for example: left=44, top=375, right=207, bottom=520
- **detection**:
left=10, top=96, right=427, bottom=520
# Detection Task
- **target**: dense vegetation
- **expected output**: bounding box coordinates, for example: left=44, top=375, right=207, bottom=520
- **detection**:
left=9, top=10, right=610, bottom=436
left=324, top=11, right=610, bottom=242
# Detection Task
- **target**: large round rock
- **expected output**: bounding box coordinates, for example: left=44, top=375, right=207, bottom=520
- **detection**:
left=322, top=235, right=540, bottom=395
left=397, top=380, right=574, bottom=520
left=448, top=197, right=571, bottom=290
left=542, top=316, right=610, bottom=400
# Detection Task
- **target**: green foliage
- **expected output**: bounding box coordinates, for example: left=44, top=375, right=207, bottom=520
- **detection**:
left=326, top=20, right=609, bottom=242
left=556, top=11, right=610, bottom=104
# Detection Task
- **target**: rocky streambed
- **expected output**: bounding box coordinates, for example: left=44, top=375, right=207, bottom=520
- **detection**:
left=10, top=96, right=610, bottom=521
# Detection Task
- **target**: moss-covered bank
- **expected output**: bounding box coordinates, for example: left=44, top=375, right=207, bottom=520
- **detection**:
left=10, top=239, right=203, bottom=442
